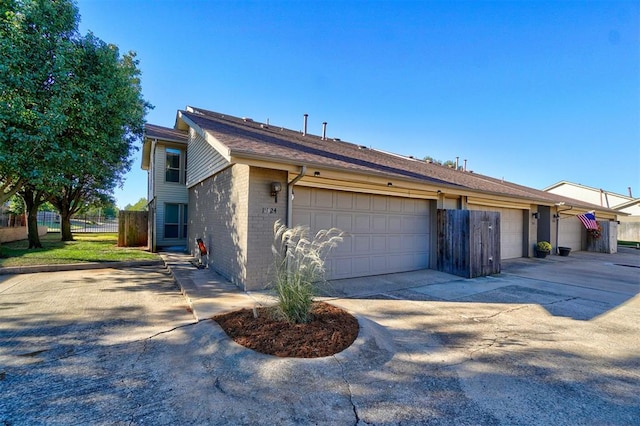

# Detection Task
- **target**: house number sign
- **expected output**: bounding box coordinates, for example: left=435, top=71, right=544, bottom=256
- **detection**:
left=262, top=207, right=277, bottom=214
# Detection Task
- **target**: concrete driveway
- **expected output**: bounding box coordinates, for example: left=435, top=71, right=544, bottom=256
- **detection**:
left=1, top=249, right=639, bottom=424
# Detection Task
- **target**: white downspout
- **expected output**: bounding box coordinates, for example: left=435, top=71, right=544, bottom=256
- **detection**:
left=286, top=166, right=306, bottom=227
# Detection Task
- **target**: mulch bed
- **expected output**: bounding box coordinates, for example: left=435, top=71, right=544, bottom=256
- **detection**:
left=213, top=301, right=359, bottom=358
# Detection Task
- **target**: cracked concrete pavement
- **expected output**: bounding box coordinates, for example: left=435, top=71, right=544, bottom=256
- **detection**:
left=1, top=248, right=639, bottom=424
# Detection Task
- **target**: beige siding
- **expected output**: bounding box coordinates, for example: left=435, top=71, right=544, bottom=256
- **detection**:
left=189, top=164, right=250, bottom=288
left=548, top=184, right=630, bottom=209
left=154, top=144, right=188, bottom=247
left=187, top=129, right=229, bottom=188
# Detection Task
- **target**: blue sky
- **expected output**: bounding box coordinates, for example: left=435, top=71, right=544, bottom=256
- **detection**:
left=76, top=0, right=640, bottom=208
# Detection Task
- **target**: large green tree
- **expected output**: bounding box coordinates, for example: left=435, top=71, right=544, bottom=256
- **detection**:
left=50, top=32, right=150, bottom=241
left=0, top=0, right=78, bottom=207
left=1, top=0, right=150, bottom=244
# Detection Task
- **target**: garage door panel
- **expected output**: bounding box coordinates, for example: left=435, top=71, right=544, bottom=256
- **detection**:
left=335, top=214, right=352, bottom=232
left=402, top=216, right=429, bottom=233
left=294, top=187, right=431, bottom=279
left=370, top=256, right=389, bottom=274
left=315, top=191, right=333, bottom=208
left=314, top=212, right=333, bottom=230
left=292, top=211, right=311, bottom=227
left=389, top=198, right=403, bottom=212
left=332, top=258, right=352, bottom=278
left=295, top=189, right=312, bottom=206
left=403, top=199, right=420, bottom=213
left=334, top=236, right=352, bottom=254
left=407, top=235, right=429, bottom=251
left=336, top=192, right=353, bottom=209
left=372, top=215, right=387, bottom=232
left=373, top=197, right=387, bottom=211
left=388, top=216, right=402, bottom=232
left=354, top=235, right=371, bottom=252
left=372, top=236, right=387, bottom=251
left=355, top=215, right=371, bottom=231
left=352, top=257, right=371, bottom=274
left=355, top=194, right=370, bottom=210
left=388, top=235, right=404, bottom=250
left=389, top=254, right=411, bottom=270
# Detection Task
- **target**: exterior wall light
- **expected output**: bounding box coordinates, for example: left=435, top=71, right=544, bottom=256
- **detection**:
left=532, top=212, right=539, bottom=219
left=271, top=182, right=282, bottom=203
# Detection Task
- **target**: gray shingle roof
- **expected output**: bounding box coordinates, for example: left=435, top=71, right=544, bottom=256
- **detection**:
left=177, top=107, right=617, bottom=212
left=144, top=123, right=188, bottom=144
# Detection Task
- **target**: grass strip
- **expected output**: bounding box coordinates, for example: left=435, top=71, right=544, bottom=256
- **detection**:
left=0, top=233, right=159, bottom=267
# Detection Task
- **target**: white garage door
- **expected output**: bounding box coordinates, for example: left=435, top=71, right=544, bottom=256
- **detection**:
left=293, top=187, right=431, bottom=280
left=558, top=216, right=583, bottom=251
left=470, top=206, right=524, bottom=259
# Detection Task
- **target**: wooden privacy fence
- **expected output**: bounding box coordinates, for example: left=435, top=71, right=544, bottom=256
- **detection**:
left=437, top=209, right=501, bottom=278
left=587, top=220, right=618, bottom=254
left=118, top=210, right=148, bottom=247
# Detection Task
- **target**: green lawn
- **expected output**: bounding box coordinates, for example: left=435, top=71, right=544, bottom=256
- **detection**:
left=618, top=240, right=640, bottom=247
left=0, top=233, right=160, bottom=267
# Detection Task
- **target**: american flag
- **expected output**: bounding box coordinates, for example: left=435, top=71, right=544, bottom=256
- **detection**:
left=576, top=212, right=598, bottom=230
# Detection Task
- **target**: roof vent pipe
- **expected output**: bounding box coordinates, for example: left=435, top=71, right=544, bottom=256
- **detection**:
left=303, top=114, right=308, bottom=136
left=629, top=186, right=633, bottom=198
left=322, top=122, right=327, bottom=140
left=463, top=159, right=467, bottom=172
left=455, top=156, right=459, bottom=170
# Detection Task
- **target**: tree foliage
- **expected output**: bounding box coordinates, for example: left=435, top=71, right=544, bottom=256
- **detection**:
left=1, top=0, right=151, bottom=243
left=124, top=197, right=148, bottom=212
left=0, top=0, right=79, bottom=204
left=49, top=32, right=151, bottom=241
left=424, top=156, right=463, bottom=170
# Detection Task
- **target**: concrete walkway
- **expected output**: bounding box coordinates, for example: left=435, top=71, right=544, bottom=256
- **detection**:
left=1, top=248, right=638, bottom=424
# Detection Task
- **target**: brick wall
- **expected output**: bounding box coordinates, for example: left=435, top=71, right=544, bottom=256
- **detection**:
left=189, top=164, right=249, bottom=287
left=245, top=167, right=288, bottom=290
left=188, top=165, right=288, bottom=290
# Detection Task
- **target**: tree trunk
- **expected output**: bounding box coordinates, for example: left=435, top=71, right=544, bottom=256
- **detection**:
left=27, top=206, right=42, bottom=249
left=21, top=186, right=47, bottom=249
left=59, top=208, right=74, bottom=241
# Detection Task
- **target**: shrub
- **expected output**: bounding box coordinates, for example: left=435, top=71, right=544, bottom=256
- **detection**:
left=536, top=241, right=552, bottom=252
left=271, top=220, right=344, bottom=324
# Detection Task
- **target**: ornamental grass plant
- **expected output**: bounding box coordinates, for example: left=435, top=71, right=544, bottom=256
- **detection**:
left=271, top=220, right=344, bottom=324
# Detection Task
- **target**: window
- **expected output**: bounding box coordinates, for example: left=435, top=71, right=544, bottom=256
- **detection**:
left=165, top=148, right=182, bottom=183
left=164, top=203, right=188, bottom=239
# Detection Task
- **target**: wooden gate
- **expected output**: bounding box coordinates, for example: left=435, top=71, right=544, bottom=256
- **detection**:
left=118, top=210, right=148, bottom=247
left=437, top=209, right=501, bottom=278
left=587, top=220, right=618, bottom=254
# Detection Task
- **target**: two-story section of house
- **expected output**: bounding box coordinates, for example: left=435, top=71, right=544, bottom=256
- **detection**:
left=141, top=124, right=189, bottom=252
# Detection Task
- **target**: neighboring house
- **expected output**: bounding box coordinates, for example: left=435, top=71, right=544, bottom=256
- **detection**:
left=146, top=107, right=620, bottom=290
left=141, top=124, right=189, bottom=252
left=544, top=181, right=639, bottom=215
left=544, top=181, right=640, bottom=242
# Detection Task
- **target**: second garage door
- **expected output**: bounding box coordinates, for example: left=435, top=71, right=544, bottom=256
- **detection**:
left=469, top=205, right=524, bottom=259
left=558, top=216, right=583, bottom=251
left=293, top=187, right=431, bottom=280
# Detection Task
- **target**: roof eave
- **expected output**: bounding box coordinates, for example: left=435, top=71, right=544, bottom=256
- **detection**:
left=141, top=138, right=151, bottom=170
